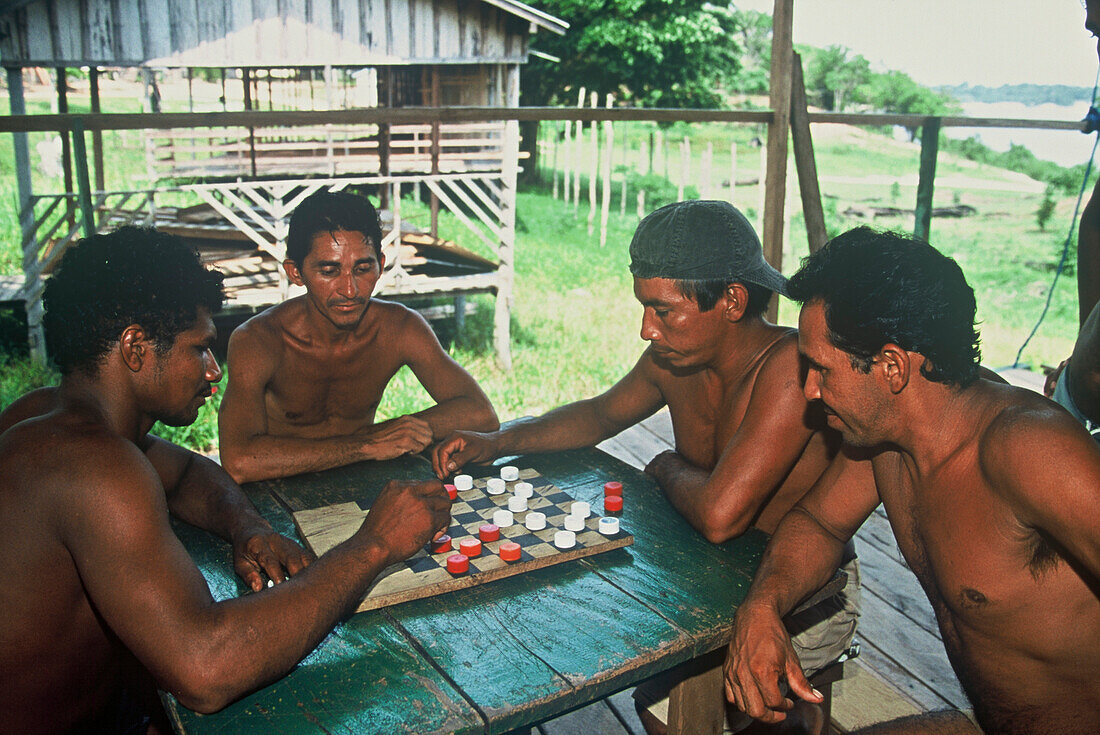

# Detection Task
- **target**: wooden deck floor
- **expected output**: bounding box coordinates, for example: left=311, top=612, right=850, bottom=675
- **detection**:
left=525, top=408, right=969, bottom=734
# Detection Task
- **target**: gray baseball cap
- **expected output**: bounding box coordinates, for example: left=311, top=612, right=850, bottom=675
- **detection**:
left=628, top=200, right=788, bottom=297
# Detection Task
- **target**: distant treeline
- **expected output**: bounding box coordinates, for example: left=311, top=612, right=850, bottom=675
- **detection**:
left=937, top=83, right=1093, bottom=107
left=941, top=136, right=1094, bottom=195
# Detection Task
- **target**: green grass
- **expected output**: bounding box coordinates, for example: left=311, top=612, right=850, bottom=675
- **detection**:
left=0, top=93, right=1086, bottom=451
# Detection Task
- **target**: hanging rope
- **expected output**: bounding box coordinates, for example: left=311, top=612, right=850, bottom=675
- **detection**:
left=1012, top=67, right=1100, bottom=367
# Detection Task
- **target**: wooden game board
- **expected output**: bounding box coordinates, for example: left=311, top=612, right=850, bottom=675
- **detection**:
left=291, top=468, right=633, bottom=612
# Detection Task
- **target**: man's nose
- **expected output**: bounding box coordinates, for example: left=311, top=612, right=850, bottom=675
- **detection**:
left=338, top=272, right=358, bottom=298
left=640, top=313, right=659, bottom=342
left=803, top=370, right=822, bottom=401
left=205, top=350, right=222, bottom=383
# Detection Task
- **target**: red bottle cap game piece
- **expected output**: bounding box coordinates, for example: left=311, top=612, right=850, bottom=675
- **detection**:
left=444, top=483, right=457, bottom=500
left=499, top=542, right=521, bottom=561
left=479, top=524, right=500, bottom=542
left=431, top=535, right=453, bottom=554
left=604, top=495, right=623, bottom=512
left=603, top=481, right=622, bottom=497
left=446, top=554, right=469, bottom=574
left=459, top=538, right=482, bottom=557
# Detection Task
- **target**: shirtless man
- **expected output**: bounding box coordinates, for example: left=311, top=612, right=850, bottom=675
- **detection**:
left=1042, top=0, right=1100, bottom=442
left=724, top=227, right=1100, bottom=734
left=433, top=200, right=858, bottom=735
left=219, top=190, right=498, bottom=483
left=0, top=227, right=451, bottom=733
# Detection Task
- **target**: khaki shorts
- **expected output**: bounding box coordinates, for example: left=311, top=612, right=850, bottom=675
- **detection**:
left=633, top=556, right=861, bottom=734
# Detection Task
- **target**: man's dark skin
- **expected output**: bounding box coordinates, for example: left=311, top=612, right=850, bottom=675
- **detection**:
left=0, top=308, right=451, bottom=733
left=219, top=227, right=498, bottom=483
left=435, top=277, right=836, bottom=543
left=725, top=300, right=1100, bottom=734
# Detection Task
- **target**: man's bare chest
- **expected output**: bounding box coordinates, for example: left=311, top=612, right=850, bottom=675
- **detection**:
left=665, top=378, right=750, bottom=467
left=266, top=350, right=401, bottom=426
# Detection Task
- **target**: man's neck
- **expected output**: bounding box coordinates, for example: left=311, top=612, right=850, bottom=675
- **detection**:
left=59, top=371, right=152, bottom=444
left=888, top=380, right=982, bottom=477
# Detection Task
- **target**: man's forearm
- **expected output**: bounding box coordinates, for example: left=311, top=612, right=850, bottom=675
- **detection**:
left=221, top=434, right=376, bottom=484
left=646, top=451, right=720, bottom=536
left=741, top=507, right=847, bottom=619
left=414, top=395, right=499, bottom=437
left=491, top=398, right=634, bottom=456
left=166, top=452, right=273, bottom=541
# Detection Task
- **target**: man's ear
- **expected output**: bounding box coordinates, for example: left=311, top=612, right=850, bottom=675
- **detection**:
left=722, top=283, right=750, bottom=322
left=378, top=251, right=386, bottom=272
left=283, top=259, right=305, bottom=287
left=119, top=324, right=149, bottom=373
left=876, top=343, right=911, bottom=394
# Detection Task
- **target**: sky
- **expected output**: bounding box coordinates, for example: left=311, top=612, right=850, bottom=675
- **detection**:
left=735, top=0, right=1098, bottom=89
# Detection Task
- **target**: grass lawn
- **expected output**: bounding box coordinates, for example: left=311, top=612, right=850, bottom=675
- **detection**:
left=0, top=92, right=1087, bottom=452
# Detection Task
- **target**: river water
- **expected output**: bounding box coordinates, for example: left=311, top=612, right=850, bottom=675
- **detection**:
left=944, top=101, right=1098, bottom=169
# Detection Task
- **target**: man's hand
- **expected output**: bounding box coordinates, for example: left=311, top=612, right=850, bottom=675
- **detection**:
left=361, top=416, right=434, bottom=461
left=1044, top=358, right=1070, bottom=398
left=233, top=530, right=315, bottom=592
left=431, top=431, right=503, bottom=479
left=723, top=603, right=823, bottom=725
left=357, top=480, right=452, bottom=566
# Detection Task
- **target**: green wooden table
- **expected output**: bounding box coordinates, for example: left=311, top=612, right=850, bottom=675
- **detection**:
left=164, top=447, right=768, bottom=734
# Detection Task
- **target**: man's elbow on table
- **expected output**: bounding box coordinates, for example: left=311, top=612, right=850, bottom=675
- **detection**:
left=697, top=496, right=756, bottom=545
left=217, top=440, right=262, bottom=485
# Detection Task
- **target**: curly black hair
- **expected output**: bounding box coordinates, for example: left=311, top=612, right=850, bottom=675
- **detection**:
left=43, top=226, right=225, bottom=375
left=286, top=190, right=383, bottom=266
left=787, top=226, right=981, bottom=386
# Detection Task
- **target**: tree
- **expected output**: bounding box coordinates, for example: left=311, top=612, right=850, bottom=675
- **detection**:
left=801, top=45, right=870, bottom=111
left=518, top=0, right=742, bottom=176
left=1037, top=185, right=1056, bottom=231
left=865, top=70, right=959, bottom=141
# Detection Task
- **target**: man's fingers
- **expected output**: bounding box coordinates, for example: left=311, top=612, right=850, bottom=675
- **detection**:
left=785, top=660, right=823, bottom=704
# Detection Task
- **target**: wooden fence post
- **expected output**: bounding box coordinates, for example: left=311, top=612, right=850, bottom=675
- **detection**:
left=600, top=94, right=614, bottom=247
left=729, top=142, right=738, bottom=206
left=790, top=51, right=828, bottom=253
left=573, top=87, right=585, bottom=212
left=637, top=189, right=646, bottom=219
left=8, top=66, right=44, bottom=363
left=89, top=67, right=105, bottom=192
left=914, top=118, right=941, bottom=242
left=587, top=91, right=598, bottom=236
left=702, top=142, right=713, bottom=199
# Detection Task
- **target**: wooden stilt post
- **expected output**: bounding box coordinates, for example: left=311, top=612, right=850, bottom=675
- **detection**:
left=56, top=67, right=75, bottom=232
left=89, top=67, right=105, bottom=192
left=494, top=64, right=521, bottom=370
left=9, top=66, right=44, bottom=363
left=242, top=68, right=257, bottom=177
left=790, top=52, right=828, bottom=253
left=914, top=118, right=941, bottom=242
left=430, top=66, right=441, bottom=237
left=763, top=0, right=794, bottom=322
left=71, top=118, right=95, bottom=238
left=702, top=142, right=713, bottom=200
left=573, top=87, right=585, bottom=211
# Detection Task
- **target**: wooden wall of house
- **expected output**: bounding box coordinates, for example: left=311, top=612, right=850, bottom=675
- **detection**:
left=0, top=0, right=532, bottom=67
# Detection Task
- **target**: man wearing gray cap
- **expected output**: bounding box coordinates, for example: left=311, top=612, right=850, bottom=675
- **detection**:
left=433, top=200, right=858, bottom=734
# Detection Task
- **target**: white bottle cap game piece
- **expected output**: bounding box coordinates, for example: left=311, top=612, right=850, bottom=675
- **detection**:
left=598, top=517, right=620, bottom=536
left=507, top=495, right=528, bottom=513
left=500, top=465, right=520, bottom=481
left=570, top=501, right=591, bottom=519
left=563, top=514, right=585, bottom=532
left=454, top=474, right=473, bottom=491
left=492, top=509, right=514, bottom=528
left=524, top=511, right=547, bottom=531
left=554, top=530, right=577, bottom=549
left=486, top=477, right=506, bottom=495
left=513, top=481, right=534, bottom=499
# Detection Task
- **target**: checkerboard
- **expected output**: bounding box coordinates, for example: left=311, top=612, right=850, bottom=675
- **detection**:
left=291, top=468, right=633, bottom=612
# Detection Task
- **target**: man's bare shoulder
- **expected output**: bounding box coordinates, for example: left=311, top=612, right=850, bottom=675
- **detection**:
left=227, top=300, right=307, bottom=364
left=750, top=329, right=808, bottom=397
left=0, top=386, right=59, bottom=434
left=367, top=299, right=442, bottom=350
left=974, top=381, right=1097, bottom=493
left=1, top=409, right=154, bottom=502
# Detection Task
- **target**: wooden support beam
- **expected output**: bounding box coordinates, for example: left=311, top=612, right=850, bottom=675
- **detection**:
left=56, top=68, right=74, bottom=231
left=914, top=118, right=941, bottom=242
left=243, top=68, right=257, bottom=178
left=763, top=0, right=794, bottom=321
left=430, top=66, right=441, bottom=238
left=789, top=52, right=828, bottom=253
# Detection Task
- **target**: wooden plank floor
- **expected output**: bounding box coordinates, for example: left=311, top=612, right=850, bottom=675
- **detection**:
left=537, top=407, right=969, bottom=734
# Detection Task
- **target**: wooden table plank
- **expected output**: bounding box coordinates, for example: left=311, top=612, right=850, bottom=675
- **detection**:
left=164, top=488, right=483, bottom=735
